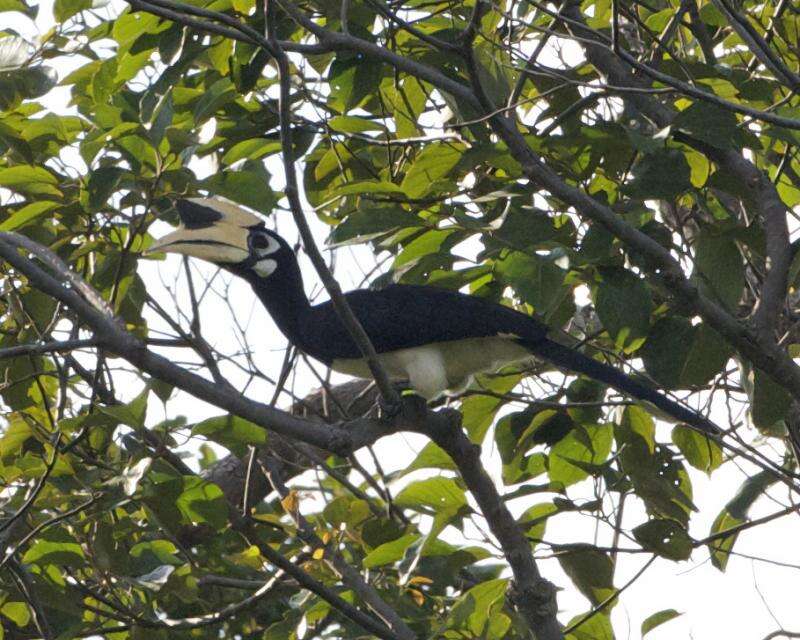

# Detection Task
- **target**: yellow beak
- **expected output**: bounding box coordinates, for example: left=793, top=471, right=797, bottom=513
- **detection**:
left=147, top=198, right=263, bottom=265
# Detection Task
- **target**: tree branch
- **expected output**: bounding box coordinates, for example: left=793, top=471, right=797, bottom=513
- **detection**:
left=424, top=412, right=562, bottom=640
left=559, top=1, right=792, bottom=343
left=264, top=3, right=401, bottom=407
left=262, top=456, right=417, bottom=639
left=0, top=232, right=382, bottom=455
left=711, top=0, right=800, bottom=91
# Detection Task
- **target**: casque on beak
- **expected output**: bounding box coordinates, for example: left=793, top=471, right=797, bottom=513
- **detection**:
left=146, top=198, right=264, bottom=265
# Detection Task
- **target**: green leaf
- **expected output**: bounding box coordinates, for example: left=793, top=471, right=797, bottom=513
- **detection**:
left=22, top=531, right=85, bottom=567
left=149, top=89, right=173, bottom=145
left=633, top=519, right=692, bottom=561
left=328, top=115, right=385, bottom=133
left=557, top=544, right=616, bottom=607
left=403, top=441, right=456, bottom=474
left=548, top=424, right=613, bottom=487
left=740, top=363, right=791, bottom=434
left=641, top=317, right=731, bottom=389
left=0, top=416, right=33, bottom=461
left=395, top=477, right=467, bottom=513
left=0, top=200, right=59, bottom=231
left=363, top=534, right=420, bottom=568
left=221, top=138, right=282, bottom=165
left=496, top=251, right=571, bottom=320
left=642, top=609, right=682, bottom=636
left=725, top=469, right=776, bottom=520
left=192, top=77, right=236, bottom=122
left=329, top=53, right=382, bottom=110
left=564, top=611, right=614, bottom=640
left=54, top=0, right=93, bottom=21
left=192, top=414, right=267, bottom=454
left=130, top=539, right=181, bottom=573
left=518, top=502, right=558, bottom=545
left=674, top=102, right=754, bottom=150
left=593, top=267, right=652, bottom=350
left=626, top=149, right=692, bottom=199
left=693, top=230, right=744, bottom=309
left=385, top=76, right=426, bottom=138
left=112, top=12, right=166, bottom=51
left=707, top=508, right=743, bottom=571
left=491, top=206, right=574, bottom=252
left=616, top=408, right=696, bottom=525
left=401, top=142, right=465, bottom=198
left=99, top=386, right=149, bottom=429
left=87, top=166, right=127, bottom=211
left=333, top=180, right=404, bottom=197
left=462, top=372, right=520, bottom=443
left=671, top=425, right=721, bottom=474
left=393, top=228, right=455, bottom=268
left=0, top=0, right=31, bottom=13
left=176, top=477, right=228, bottom=530
left=322, top=496, right=370, bottom=528
left=0, top=165, right=61, bottom=197
left=0, top=602, right=30, bottom=628
left=330, top=207, right=421, bottom=246
left=446, top=578, right=508, bottom=637
left=201, top=166, right=277, bottom=214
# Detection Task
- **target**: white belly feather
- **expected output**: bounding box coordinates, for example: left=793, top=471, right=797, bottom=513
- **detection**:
left=331, top=336, right=532, bottom=399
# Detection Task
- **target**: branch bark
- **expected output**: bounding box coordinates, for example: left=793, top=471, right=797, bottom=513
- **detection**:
left=558, top=1, right=792, bottom=343
left=425, top=413, right=562, bottom=640
left=0, top=232, right=380, bottom=455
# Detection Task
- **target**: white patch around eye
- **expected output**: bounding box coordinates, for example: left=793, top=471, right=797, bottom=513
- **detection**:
left=253, top=258, right=277, bottom=277
left=256, top=235, right=281, bottom=257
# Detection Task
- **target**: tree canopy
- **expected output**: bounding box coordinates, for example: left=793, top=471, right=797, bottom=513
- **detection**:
left=0, top=0, right=799, bottom=639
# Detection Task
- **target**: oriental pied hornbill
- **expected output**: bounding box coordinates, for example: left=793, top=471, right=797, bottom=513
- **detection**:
left=148, top=197, right=718, bottom=435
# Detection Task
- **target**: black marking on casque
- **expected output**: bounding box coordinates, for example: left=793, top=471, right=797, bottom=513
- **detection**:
left=175, top=200, right=223, bottom=229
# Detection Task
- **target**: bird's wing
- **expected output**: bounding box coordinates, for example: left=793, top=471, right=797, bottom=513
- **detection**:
left=304, top=284, right=549, bottom=361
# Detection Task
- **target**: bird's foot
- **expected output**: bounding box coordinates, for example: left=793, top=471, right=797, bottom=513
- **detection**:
left=379, top=390, right=428, bottom=424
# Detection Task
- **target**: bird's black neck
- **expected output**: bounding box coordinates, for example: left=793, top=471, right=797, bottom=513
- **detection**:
left=243, top=257, right=312, bottom=349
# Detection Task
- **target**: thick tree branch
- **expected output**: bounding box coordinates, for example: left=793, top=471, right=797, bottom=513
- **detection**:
left=424, top=413, right=562, bottom=640
left=0, top=232, right=384, bottom=455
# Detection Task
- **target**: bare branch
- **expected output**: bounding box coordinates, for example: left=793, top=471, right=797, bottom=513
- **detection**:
left=0, top=232, right=382, bottom=454
left=425, top=410, right=562, bottom=640
left=264, top=3, right=401, bottom=407
left=0, top=338, right=98, bottom=359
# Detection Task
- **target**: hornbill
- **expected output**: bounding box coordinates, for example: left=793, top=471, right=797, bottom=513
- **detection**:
left=148, top=197, right=718, bottom=435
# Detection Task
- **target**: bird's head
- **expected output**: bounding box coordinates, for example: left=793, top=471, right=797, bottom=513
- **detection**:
left=147, top=198, right=290, bottom=280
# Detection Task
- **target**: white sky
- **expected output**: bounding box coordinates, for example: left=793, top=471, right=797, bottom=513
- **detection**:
left=3, top=2, right=800, bottom=638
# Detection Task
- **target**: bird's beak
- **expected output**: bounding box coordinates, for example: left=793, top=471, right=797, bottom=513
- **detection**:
left=146, top=198, right=263, bottom=265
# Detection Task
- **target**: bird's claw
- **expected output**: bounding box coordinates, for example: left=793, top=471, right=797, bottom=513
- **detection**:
left=378, top=396, right=403, bottom=419
left=379, top=391, right=428, bottom=423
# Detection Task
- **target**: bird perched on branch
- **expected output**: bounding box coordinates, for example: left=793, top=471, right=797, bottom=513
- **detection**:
left=148, top=197, right=718, bottom=435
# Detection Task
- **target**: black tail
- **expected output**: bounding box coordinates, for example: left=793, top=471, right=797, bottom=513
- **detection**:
left=527, top=338, right=720, bottom=436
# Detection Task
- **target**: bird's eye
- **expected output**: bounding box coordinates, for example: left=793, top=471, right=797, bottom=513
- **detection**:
left=250, top=233, right=272, bottom=250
